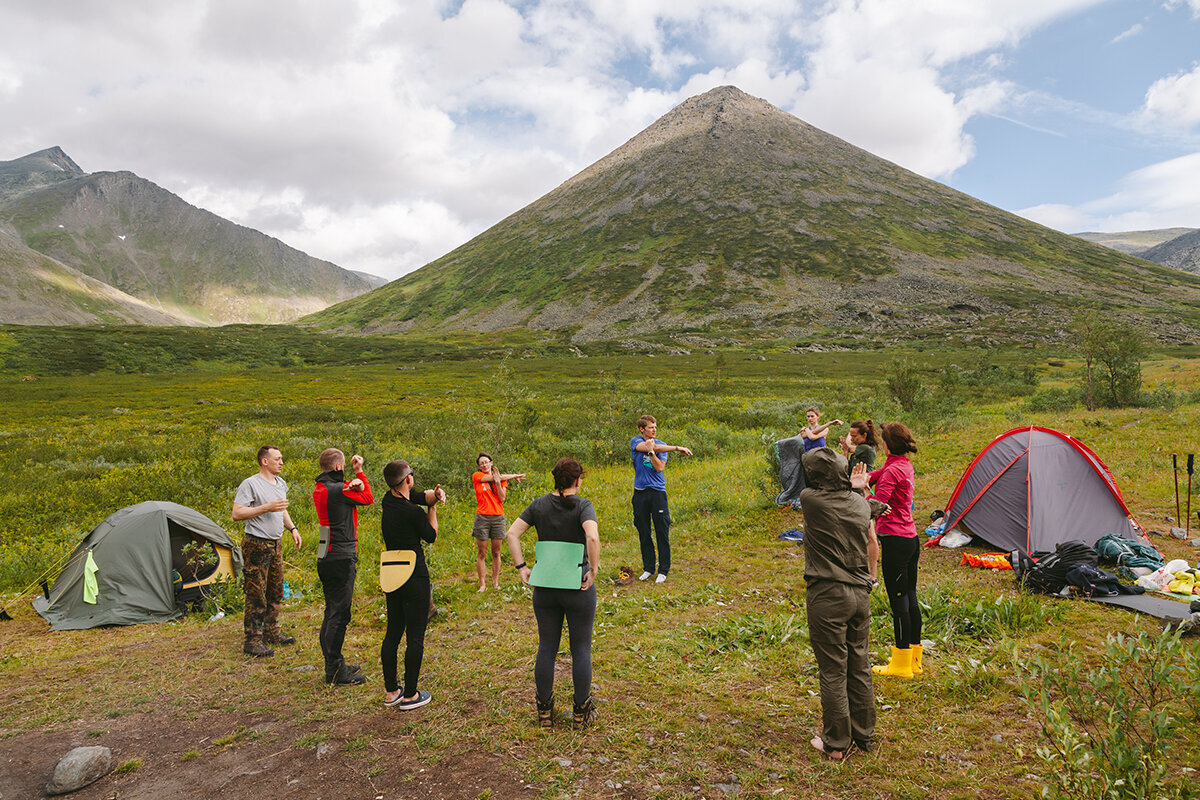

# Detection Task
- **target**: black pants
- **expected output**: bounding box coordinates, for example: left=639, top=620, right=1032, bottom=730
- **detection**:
left=532, top=584, right=596, bottom=708
left=381, top=576, right=431, bottom=695
left=806, top=579, right=875, bottom=752
left=879, top=535, right=922, bottom=648
left=632, top=488, right=671, bottom=575
left=317, top=558, right=356, bottom=674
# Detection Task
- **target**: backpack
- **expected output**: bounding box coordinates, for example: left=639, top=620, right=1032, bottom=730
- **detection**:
left=1019, top=540, right=1098, bottom=595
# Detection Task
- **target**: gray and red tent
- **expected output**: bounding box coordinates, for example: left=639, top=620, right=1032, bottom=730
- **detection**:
left=940, top=426, right=1140, bottom=555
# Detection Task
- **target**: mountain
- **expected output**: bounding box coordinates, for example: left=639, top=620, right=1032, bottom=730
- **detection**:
left=1139, top=229, right=1200, bottom=275
left=1073, top=228, right=1196, bottom=256
left=0, top=227, right=191, bottom=325
left=307, top=86, right=1200, bottom=346
left=0, top=147, right=379, bottom=325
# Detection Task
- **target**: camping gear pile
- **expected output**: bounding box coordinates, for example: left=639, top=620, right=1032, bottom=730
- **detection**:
left=32, top=501, right=243, bottom=631
left=1136, top=559, right=1200, bottom=595
left=1009, top=540, right=1140, bottom=597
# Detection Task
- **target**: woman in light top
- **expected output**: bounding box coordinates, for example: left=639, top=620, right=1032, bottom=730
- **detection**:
left=471, top=453, right=525, bottom=591
left=505, top=458, right=601, bottom=729
left=800, top=406, right=844, bottom=452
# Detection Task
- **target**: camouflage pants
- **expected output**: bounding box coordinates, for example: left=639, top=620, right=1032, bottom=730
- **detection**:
left=242, top=535, right=284, bottom=642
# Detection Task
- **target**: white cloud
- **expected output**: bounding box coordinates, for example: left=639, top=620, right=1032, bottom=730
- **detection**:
left=1019, top=151, right=1200, bottom=231
left=1109, top=22, right=1143, bottom=44
left=0, top=0, right=1180, bottom=281
left=1140, top=64, right=1200, bottom=130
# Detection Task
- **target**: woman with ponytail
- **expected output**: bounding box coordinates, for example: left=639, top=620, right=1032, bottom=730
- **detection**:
left=505, top=458, right=601, bottom=729
left=866, top=422, right=923, bottom=679
left=841, top=420, right=881, bottom=585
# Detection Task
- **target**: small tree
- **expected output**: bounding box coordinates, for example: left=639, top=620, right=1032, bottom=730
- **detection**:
left=1072, top=312, right=1146, bottom=409
left=886, top=357, right=923, bottom=411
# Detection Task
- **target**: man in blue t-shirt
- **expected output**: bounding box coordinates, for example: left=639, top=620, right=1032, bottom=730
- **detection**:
left=631, top=414, right=693, bottom=583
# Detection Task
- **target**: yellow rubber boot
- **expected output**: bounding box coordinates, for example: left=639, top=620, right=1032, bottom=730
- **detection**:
left=872, top=646, right=914, bottom=678
left=911, top=644, right=923, bottom=675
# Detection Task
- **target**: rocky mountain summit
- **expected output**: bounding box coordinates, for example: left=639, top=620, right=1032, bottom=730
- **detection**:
left=0, top=148, right=380, bottom=325
left=308, top=86, right=1200, bottom=345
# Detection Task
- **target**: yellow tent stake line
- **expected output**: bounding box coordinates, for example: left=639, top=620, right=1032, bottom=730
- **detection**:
left=0, top=544, right=86, bottom=614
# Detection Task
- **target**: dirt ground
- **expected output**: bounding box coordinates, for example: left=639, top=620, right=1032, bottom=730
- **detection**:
left=0, top=709, right=533, bottom=800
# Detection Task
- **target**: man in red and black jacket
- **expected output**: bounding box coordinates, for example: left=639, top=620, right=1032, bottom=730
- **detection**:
left=313, top=447, right=374, bottom=685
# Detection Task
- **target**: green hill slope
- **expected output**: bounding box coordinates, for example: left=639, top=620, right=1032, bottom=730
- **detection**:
left=307, top=86, right=1200, bottom=345
left=0, top=148, right=378, bottom=325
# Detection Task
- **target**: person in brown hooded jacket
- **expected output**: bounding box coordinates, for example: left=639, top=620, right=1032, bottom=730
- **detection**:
left=799, top=446, right=888, bottom=761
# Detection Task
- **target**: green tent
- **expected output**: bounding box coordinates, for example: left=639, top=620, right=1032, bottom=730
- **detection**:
left=33, top=501, right=244, bottom=631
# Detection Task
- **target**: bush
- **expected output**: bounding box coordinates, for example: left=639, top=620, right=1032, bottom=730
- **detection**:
left=1025, top=386, right=1079, bottom=413
left=1018, top=631, right=1200, bottom=800
left=1142, top=380, right=1185, bottom=411
left=885, top=358, right=923, bottom=411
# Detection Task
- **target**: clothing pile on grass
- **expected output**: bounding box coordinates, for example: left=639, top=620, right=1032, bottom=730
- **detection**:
left=1011, top=539, right=1147, bottom=598
left=1135, top=558, right=1200, bottom=597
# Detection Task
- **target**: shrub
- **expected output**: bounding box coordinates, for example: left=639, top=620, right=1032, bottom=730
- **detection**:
left=885, top=357, right=923, bottom=411
left=1018, top=631, right=1200, bottom=800
left=1025, top=386, right=1079, bottom=413
left=1142, top=380, right=1185, bottom=411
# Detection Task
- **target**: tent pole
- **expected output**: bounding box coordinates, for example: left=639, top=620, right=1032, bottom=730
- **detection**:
left=1173, top=454, right=1181, bottom=525
left=1187, top=454, right=1194, bottom=539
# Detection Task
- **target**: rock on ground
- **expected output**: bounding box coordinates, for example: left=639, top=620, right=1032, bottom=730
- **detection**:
left=46, top=745, right=112, bottom=796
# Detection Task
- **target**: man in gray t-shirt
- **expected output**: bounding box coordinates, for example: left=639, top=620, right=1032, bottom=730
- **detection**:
left=233, top=445, right=302, bottom=658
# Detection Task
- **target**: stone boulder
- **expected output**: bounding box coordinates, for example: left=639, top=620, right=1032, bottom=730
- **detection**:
left=46, top=745, right=112, bottom=796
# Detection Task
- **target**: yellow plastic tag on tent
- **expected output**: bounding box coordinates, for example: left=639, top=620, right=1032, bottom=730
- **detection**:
left=83, top=550, right=99, bottom=604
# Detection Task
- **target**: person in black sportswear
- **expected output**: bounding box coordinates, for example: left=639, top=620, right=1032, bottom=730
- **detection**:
left=380, top=459, right=444, bottom=710
left=505, top=458, right=601, bottom=729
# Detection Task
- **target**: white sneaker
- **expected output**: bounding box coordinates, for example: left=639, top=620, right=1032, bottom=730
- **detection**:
left=655, top=574, right=667, bottom=584
left=638, top=571, right=652, bottom=581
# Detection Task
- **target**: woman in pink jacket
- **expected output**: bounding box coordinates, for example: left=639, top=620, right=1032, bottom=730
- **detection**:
left=867, top=422, right=922, bottom=678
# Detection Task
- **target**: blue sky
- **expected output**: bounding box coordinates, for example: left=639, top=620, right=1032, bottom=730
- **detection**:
left=0, top=0, right=1198, bottom=280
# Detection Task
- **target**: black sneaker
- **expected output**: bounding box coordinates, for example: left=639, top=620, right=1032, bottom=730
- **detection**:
left=325, top=661, right=366, bottom=686
left=397, top=690, right=432, bottom=710
left=243, top=640, right=274, bottom=658
left=572, top=698, right=595, bottom=730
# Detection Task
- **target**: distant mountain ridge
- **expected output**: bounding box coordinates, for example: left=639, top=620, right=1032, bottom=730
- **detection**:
left=1140, top=229, right=1200, bottom=274
left=0, top=147, right=380, bottom=326
left=307, top=86, right=1200, bottom=346
left=1074, top=228, right=1197, bottom=257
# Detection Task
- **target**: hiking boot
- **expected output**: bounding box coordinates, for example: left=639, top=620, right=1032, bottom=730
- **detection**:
left=264, top=631, right=296, bottom=646
left=572, top=697, right=595, bottom=730
left=325, top=661, right=366, bottom=686
left=537, top=697, right=554, bottom=728
left=243, top=639, right=274, bottom=658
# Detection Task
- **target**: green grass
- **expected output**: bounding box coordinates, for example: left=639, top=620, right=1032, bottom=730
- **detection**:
left=1, top=347, right=1198, bottom=798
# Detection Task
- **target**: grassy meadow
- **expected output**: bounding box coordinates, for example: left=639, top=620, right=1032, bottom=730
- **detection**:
left=1, top=345, right=1199, bottom=799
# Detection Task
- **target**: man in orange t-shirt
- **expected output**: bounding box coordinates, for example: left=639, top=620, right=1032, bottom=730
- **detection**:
left=472, top=453, right=525, bottom=591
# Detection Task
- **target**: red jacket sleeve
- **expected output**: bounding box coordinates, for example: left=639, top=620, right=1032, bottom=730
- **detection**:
left=342, top=472, right=374, bottom=505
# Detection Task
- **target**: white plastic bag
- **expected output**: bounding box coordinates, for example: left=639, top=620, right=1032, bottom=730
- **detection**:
left=1136, top=565, right=1174, bottom=592
left=938, top=530, right=972, bottom=548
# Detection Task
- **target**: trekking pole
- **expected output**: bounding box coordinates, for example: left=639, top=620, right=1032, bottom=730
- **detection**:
left=1187, top=455, right=1195, bottom=538
left=1173, top=454, right=1181, bottom=524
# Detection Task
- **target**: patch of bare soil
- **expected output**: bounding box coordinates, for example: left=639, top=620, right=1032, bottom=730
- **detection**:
left=0, top=710, right=531, bottom=800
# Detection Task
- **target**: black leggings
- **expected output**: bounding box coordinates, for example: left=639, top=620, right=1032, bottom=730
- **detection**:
left=532, top=584, right=596, bottom=708
left=381, top=576, right=431, bottom=695
left=879, top=535, right=922, bottom=649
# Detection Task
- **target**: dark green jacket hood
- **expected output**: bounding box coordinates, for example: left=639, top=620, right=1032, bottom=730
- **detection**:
left=798, top=447, right=871, bottom=588
left=803, top=447, right=853, bottom=492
